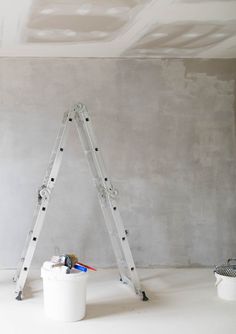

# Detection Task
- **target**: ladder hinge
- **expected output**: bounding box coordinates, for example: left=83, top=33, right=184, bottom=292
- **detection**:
left=38, top=185, right=51, bottom=203
left=97, top=185, right=107, bottom=203
left=106, top=185, right=118, bottom=199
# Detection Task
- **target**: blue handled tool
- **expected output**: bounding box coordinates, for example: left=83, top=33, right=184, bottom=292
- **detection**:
left=74, top=264, right=88, bottom=272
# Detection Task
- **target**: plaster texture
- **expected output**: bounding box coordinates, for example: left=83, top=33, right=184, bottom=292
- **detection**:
left=0, top=58, right=235, bottom=268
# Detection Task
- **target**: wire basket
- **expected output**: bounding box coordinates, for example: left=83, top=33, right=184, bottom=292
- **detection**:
left=214, top=259, right=236, bottom=277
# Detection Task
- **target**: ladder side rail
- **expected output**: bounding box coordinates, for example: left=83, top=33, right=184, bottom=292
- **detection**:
left=74, top=104, right=143, bottom=297
left=74, top=109, right=119, bottom=212
left=15, top=198, right=49, bottom=298
left=106, top=196, right=142, bottom=295
left=74, top=105, right=111, bottom=187
left=99, top=202, right=140, bottom=290
left=74, top=106, right=120, bottom=207
left=44, top=112, right=73, bottom=193
left=13, top=200, right=42, bottom=282
left=43, top=111, right=69, bottom=187
left=14, top=112, right=72, bottom=300
left=98, top=203, right=130, bottom=283
left=73, top=112, right=128, bottom=281
left=15, top=111, right=71, bottom=282
left=74, top=112, right=101, bottom=181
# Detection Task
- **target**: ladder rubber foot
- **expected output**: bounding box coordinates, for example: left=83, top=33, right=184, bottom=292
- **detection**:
left=16, top=291, right=22, bottom=301
left=142, top=291, right=149, bottom=301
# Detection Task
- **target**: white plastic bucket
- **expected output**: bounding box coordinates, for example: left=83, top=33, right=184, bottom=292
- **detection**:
left=41, top=266, right=88, bottom=321
left=215, top=273, right=236, bottom=301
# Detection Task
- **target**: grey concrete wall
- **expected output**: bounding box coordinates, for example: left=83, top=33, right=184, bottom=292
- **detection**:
left=0, top=58, right=235, bottom=268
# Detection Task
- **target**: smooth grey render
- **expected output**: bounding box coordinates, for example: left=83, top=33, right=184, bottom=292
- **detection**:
left=0, top=58, right=235, bottom=268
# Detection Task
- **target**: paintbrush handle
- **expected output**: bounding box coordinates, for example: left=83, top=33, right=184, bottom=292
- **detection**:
left=76, top=261, right=96, bottom=271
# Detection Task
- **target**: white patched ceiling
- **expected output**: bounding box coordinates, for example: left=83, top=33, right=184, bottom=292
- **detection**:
left=0, top=0, right=235, bottom=57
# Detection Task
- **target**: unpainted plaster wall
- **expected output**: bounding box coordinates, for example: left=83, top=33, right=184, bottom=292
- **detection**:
left=0, top=58, right=235, bottom=268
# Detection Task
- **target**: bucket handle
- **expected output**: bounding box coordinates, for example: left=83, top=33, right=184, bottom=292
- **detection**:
left=215, top=276, right=223, bottom=287
left=227, top=258, right=236, bottom=265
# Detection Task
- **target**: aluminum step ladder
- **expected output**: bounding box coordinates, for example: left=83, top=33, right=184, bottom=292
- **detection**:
left=13, top=103, right=148, bottom=302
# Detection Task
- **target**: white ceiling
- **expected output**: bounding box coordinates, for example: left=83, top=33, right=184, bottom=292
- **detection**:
left=0, top=0, right=236, bottom=58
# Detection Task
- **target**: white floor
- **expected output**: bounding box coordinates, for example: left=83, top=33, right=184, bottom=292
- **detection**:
left=0, top=268, right=235, bottom=334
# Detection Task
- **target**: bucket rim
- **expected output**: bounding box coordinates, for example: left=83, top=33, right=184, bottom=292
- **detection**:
left=215, top=272, right=236, bottom=279
left=41, top=267, right=89, bottom=281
